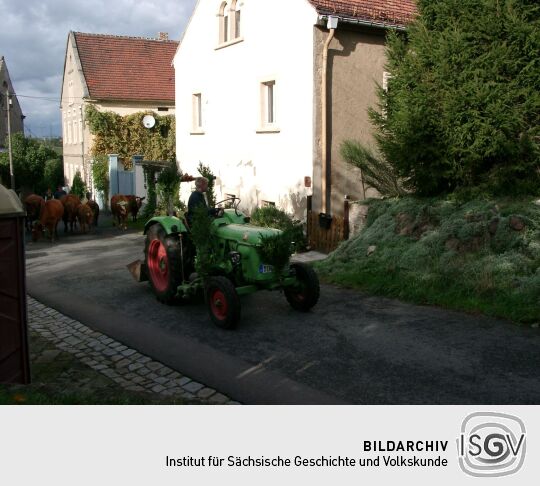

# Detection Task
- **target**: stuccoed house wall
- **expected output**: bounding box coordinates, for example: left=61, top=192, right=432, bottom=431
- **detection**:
left=174, top=0, right=318, bottom=220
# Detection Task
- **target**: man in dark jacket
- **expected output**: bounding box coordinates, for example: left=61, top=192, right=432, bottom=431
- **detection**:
left=187, top=177, right=215, bottom=226
left=53, top=185, right=67, bottom=200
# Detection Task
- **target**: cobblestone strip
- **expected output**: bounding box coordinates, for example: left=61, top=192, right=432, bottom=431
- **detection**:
left=26, top=296, right=240, bottom=404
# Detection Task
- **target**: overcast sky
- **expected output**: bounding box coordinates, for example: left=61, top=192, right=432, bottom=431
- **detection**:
left=0, top=0, right=197, bottom=138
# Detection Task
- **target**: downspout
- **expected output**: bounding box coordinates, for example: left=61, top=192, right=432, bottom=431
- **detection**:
left=321, top=16, right=338, bottom=214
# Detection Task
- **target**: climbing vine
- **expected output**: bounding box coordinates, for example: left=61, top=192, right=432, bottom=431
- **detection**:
left=141, top=167, right=158, bottom=219
left=85, top=105, right=175, bottom=160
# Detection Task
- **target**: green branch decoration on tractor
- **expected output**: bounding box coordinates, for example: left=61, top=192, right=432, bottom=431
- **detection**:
left=128, top=187, right=319, bottom=329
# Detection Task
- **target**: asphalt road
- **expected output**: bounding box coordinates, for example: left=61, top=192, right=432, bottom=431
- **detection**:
left=25, top=224, right=540, bottom=404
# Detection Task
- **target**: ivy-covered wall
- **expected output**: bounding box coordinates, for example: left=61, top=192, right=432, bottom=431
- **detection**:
left=85, top=105, right=175, bottom=160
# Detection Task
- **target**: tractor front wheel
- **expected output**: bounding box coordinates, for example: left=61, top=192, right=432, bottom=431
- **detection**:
left=205, top=277, right=240, bottom=329
left=285, top=263, right=320, bottom=312
left=145, top=224, right=183, bottom=304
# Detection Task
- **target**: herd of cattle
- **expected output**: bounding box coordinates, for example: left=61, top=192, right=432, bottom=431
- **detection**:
left=23, top=193, right=145, bottom=242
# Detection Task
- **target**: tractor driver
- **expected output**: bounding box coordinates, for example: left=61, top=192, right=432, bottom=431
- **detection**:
left=187, top=177, right=222, bottom=227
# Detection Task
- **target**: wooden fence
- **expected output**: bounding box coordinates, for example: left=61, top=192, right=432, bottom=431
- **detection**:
left=306, top=196, right=350, bottom=254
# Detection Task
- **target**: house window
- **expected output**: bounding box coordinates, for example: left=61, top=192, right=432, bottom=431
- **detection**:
left=192, top=93, right=203, bottom=133
left=382, top=71, right=391, bottom=118
left=79, top=115, right=83, bottom=141
left=218, top=2, right=229, bottom=44
left=231, top=0, right=241, bottom=39
left=157, top=107, right=169, bottom=112
left=67, top=120, right=72, bottom=144
left=259, top=80, right=278, bottom=131
left=73, top=120, right=78, bottom=144
left=68, top=80, right=74, bottom=106
left=235, top=9, right=241, bottom=38
left=217, top=1, right=243, bottom=47
left=261, top=200, right=276, bottom=207
left=383, top=71, right=391, bottom=92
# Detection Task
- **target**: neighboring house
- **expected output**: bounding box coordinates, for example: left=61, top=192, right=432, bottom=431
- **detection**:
left=0, top=56, right=24, bottom=150
left=174, top=0, right=416, bottom=218
left=60, top=31, right=178, bottom=194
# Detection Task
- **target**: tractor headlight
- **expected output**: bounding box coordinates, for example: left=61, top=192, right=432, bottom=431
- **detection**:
left=229, top=251, right=241, bottom=266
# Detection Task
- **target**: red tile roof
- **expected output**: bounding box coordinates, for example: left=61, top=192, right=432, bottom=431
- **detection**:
left=308, top=0, right=417, bottom=26
left=73, top=32, right=178, bottom=102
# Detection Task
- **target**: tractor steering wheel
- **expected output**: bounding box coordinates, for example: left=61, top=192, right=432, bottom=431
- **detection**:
left=214, top=196, right=242, bottom=216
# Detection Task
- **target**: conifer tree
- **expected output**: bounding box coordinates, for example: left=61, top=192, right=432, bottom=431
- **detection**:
left=370, top=0, right=540, bottom=196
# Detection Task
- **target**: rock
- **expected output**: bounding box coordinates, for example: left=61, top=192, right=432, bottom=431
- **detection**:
left=367, top=245, right=377, bottom=256
left=509, top=216, right=525, bottom=232
left=349, top=203, right=369, bottom=237
left=395, top=213, right=414, bottom=236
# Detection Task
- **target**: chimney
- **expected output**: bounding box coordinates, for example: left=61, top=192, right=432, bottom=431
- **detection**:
left=158, top=32, right=169, bottom=41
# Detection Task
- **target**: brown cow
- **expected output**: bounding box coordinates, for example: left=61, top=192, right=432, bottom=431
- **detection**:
left=77, top=203, right=94, bottom=234
left=87, top=200, right=100, bottom=227
left=32, top=199, right=64, bottom=242
left=126, top=195, right=145, bottom=222
left=111, top=194, right=130, bottom=230
left=60, top=194, right=81, bottom=233
left=24, top=194, right=45, bottom=232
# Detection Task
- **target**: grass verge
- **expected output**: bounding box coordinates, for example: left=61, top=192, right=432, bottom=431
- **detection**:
left=316, top=196, right=540, bottom=324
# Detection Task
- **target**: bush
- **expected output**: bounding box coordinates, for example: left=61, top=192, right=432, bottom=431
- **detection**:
left=251, top=205, right=306, bottom=252
left=0, top=133, right=57, bottom=192
left=156, top=160, right=181, bottom=216
left=91, top=155, right=109, bottom=207
left=43, top=158, right=64, bottom=193
left=340, top=141, right=406, bottom=197
left=71, top=170, right=86, bottom=198
left=366, top=0, right=540, bottom=196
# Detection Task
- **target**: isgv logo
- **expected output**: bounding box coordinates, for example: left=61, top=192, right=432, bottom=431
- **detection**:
left=457, top=412, right=526, bottom=477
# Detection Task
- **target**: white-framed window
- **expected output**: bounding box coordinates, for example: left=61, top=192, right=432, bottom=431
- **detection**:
left=383, top=71, right=391, bottom=92
left=231, top=0, right=241, bottom=39
left=259, top=80, right=278, bottom=132
left=79, top=114, right=84, bottom=142
left=73, top=119, right=78, bottom=144
left=67, top=119, right=72, bottom=144
left=68, top=80, right=74, bottom=106
left=218, top=2, right=230, bottom=44
left=382, top=71, right=391, bottom=118
left=192, top=93, right=204, bottom=133
left=217, top=0, right=243, bottom=47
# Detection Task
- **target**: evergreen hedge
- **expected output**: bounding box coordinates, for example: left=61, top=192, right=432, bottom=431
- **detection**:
left=368, top=0, right=540, bottom=196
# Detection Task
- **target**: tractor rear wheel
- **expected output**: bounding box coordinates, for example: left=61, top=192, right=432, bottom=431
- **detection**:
left=145, top=224, right=183, bottom=304
left=285, top=263, right=320, bottom=312
left=205, top=276, right=241, bottom=329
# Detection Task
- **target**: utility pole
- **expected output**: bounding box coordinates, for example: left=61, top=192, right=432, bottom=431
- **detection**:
left=6, top=88, right=15, bottom=190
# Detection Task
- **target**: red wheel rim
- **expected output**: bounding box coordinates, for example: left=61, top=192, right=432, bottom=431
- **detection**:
left=292, top=291, right=306, bottom=302
left=148, top=239, right=169, bottom=293
left=210, top=289, right=228, bottom=320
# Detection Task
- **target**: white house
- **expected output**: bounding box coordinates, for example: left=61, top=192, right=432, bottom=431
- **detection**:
left=60, top=31, right=178, bottom=193
left=174, top=0, right=416, bottom=219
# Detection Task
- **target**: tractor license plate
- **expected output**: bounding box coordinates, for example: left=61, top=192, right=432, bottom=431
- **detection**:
left=259, top=264, right=274, bottom=274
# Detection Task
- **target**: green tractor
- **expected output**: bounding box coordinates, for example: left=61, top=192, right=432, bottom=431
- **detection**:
left=131, top=197, right=319, bottom=329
